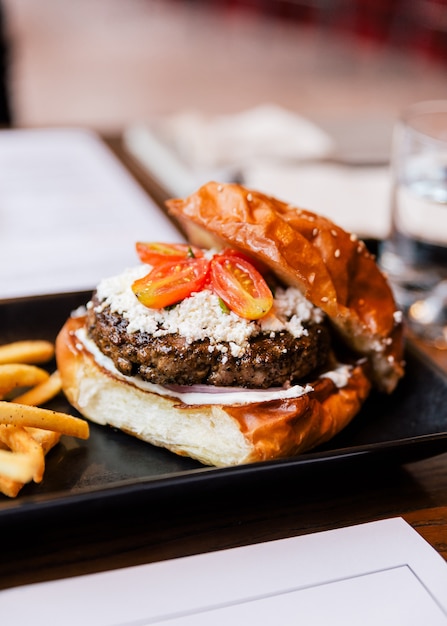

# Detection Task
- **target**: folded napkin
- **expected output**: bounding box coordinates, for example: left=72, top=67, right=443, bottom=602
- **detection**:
left=158, top=103, right=335, bottom=169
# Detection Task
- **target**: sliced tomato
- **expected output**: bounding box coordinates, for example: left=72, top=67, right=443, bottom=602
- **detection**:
left=132, top=257, right=210, bottom=309
left=219, top=248, right=269, bottom=274
left=135, top=242, right=203, bottom=266
left=210, top=253, right=273, bottom=319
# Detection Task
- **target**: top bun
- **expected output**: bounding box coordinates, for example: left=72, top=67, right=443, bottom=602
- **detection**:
left=166, top=181, right=404, bottom=393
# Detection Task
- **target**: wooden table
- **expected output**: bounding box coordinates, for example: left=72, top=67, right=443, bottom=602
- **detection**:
left=1, top=452, right=446, bottom=590
left=0, top=137, right=446, bottom=591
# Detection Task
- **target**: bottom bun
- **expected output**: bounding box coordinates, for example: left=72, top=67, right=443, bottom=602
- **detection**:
left=56, top=316, right=372, bottom=467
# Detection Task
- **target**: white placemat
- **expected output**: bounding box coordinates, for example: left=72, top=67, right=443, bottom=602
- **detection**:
left=0, top=128, right=184, bottom=299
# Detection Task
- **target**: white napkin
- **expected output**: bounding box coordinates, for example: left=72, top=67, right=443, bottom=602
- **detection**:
left=159, top=103, right=335, bottom=169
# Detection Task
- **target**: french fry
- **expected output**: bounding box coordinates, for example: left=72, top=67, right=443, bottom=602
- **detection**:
left=0, top=339, right=90, bottom=498
left=13, top=370, right=62, bottom=406
left=0, top=340, right=55, bottom=365
left=0, top=449, right=37, bottom=482
left=0, top=402, right=90, bottom=440
left=0, top=424, right=45, bottom=482
left=0, top=363, right=50, bottom=399
left=0, top=476, right=26, bottom=499
left=25, top=427, right=62, bottom=454
left=0, top=428, right=62, bottom=498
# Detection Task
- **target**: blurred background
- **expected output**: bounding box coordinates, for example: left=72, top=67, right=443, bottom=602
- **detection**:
left=1, top=0, right=447, bottom=132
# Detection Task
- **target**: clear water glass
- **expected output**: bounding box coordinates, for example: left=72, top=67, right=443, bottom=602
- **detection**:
left=379, top=100, right=447, bottom=349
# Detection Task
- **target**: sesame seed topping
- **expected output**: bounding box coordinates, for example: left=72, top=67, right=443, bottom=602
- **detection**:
left=393, top=310, right=403, bottom=324
left=308, top=272, right=316, bottom=284
left=331, top=229, right=338, bottom=237
left=312, top=228, right=319, bottom=237
left=321, top=296, right=329, bottom=303
left=217, top=184, right=223, bottom=192
left=350, top=233, right=358, bottom=242
left=334, top=249, right=341, bottom=258
left=247, top=193, right=253, bottom=201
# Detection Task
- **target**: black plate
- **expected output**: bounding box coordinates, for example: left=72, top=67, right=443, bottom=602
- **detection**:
left=1, top=290, right=447, bottom=521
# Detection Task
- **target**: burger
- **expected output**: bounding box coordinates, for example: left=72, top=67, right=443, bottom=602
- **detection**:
left=55, top=182, right=405, bottom=467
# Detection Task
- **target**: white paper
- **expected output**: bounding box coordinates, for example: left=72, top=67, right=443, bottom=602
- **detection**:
left=1, top=518, right=446, bottom=625
left=0, top=128, right=184, bottom=299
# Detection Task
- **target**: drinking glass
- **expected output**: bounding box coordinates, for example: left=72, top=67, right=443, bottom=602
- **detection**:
left=379, top=100, right=447, bottom=349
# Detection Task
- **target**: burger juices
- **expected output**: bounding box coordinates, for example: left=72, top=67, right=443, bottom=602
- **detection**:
left=55, top=183, right=405, bottom=467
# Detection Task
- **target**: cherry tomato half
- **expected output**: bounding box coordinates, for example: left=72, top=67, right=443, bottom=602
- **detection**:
left=219, top=248, right=269, bottom=274
left=132, top=257, right=210, bottom=309
left=135, top=242, right=203, bottom=266
left=210, top=253, right=273, bottom=320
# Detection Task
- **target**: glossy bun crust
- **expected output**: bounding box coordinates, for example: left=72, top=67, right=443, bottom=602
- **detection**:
left=56, top=316, right=371, bottom=467
left=166, top=182, right=404, bottom=393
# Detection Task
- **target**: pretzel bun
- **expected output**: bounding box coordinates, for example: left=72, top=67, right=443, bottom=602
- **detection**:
left=56, top=315, right=371, bottom=466
left=55, top=182, right=404, bottom=467
left=166, top=181, right=404, bottom=393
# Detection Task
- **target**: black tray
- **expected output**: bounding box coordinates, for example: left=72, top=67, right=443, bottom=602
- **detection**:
left=1, top=290, right=447, bottom=521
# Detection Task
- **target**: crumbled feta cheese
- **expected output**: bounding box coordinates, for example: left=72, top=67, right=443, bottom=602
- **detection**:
left=93, top=264, right=325, bottom=355
left=260, top=286, right=324, bottom=336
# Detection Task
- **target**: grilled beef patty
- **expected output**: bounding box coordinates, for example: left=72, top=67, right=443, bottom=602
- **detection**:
left=87, top=296, right=331, bottom=389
